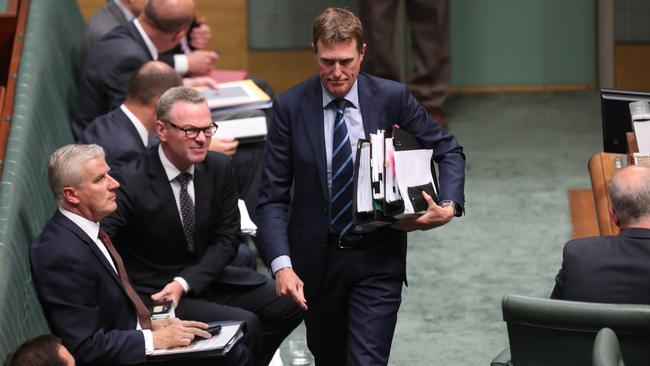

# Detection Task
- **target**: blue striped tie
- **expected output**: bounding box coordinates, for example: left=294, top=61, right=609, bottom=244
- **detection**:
left=330, top=99, right=354, bottom=235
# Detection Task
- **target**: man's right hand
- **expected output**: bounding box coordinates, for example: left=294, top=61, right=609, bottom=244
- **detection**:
left=152, top=318, right=211, bottom=349
left=187, top=50, right=218, bottom=76
left=275, top=267, right=307, bottom=310
left=209, top=137, right=239, bottom=157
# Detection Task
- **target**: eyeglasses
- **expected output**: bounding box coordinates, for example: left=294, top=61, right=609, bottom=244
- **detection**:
left=163, top=120, right=218, bottom=139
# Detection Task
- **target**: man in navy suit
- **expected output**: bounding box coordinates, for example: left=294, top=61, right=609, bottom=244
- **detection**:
left=30, top=144, right=250, bottom=366
left=552, top=164, right=650, bottom=304
left=256, top=7, right=465, bottom=366
left=73, top=0, right=217, bottom=139
left=80, top=61, right=181, bottom=169
left=102, top=87, right=302, bottom=366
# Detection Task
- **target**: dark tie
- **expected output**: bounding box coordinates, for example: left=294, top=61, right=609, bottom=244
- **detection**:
left=330, top=99, right=354, bottom=236
left=175, top=172, right=196, bottom=252
left=97, top=229, right=152, bottom=330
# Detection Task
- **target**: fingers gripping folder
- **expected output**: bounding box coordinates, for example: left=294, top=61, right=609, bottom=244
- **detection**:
left=350, top=125, right=439, bottom=234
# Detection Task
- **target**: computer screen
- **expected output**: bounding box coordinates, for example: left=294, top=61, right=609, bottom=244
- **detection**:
left=601, top=88, right=650, bottom=153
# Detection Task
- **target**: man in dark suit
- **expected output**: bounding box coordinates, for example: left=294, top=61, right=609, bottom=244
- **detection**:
left=256, top=7, right=465, bottom=366
left=30, top=144, right=250, bottom=366
left=551, top=165, right=650, bottom=304
left=85, top=0, right=147, bottom=50
left=4, top=335, right=75, bottom=366
left=73, top=0, right=217, bottom=139
left=102, top=87, right=302, bottom=366
left=80, top=61, right=181, bottom=169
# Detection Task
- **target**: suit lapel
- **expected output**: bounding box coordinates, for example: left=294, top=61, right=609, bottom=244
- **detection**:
left=106, top=1, right=128, bottom=24
left=193, top=161, right=209, bottom=243
left=115, top=108, right=147, bottom=152
left=302, top=79, right=329, bottom=200
left=126, top=22, right=154, bottom=61
left=358, top=73, right=380, bottom=138
left=147, top=150, right=186, bottom=242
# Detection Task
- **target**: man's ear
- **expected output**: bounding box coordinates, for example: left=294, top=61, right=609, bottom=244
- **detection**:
left=156, top=120, right=167, bottom=142
left=62, top=186, right=79, bottom=205
left=608, top=206, right=621, bottom=227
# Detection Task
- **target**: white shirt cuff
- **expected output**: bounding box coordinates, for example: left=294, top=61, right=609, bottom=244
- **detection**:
left=270, top=255, right=292, bottom=274
left=173, top=54, right=189, bottom=75
left=142, top=329, right=154, bottom=354
left=173, top=277, right=190, bottom=293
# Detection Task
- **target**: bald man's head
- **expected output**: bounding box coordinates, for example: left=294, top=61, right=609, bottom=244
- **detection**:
left=127, top=61, right=182, bottom=106
left=608, top=165, right=650, bottom=227
left=143, top=0, right=195, bottom=33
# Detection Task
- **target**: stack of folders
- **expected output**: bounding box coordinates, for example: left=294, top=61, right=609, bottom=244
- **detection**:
left=351, top=126, right=439, bottom=234
left=353, top=126, right=438, bottom=233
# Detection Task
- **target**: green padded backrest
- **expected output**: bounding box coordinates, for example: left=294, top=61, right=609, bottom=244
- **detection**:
left=0, top=0, right=81, bottom=359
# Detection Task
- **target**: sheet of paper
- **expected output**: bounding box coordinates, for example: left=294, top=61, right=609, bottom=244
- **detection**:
left=370, top=130, right=385, bottom=200
left=238, top=199, right=257, bottom=235
left=393, top=149, right=436, bottom=214
left=356, top=142, right=373, bottom=213
left=634, top=121, right=650, bottom=154
left=214, top=116, right=267, bottom=141
left=384, top=138, right=401, bottom=202
left=150, top=322, right=243, bottom=356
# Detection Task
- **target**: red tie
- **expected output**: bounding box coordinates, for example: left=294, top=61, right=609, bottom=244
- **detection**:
left=98, top=229, right=152, bottom=329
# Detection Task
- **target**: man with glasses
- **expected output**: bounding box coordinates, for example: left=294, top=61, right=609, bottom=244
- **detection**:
left=102, top=87, right=302, bottom=366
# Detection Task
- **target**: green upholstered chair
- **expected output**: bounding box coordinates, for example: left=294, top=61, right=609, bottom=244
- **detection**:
left=593, top=328, right=625, bottom=366
left=491, top=294, right=650, bottom=366
left=0, top=0, right=81, bottom=360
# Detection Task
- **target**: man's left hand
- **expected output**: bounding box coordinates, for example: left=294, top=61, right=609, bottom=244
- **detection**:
left=392, top=191, right=454, bottom=232
left=151, top=280, right=185, bottom=308
left=189, top=18, right=212, bottom=50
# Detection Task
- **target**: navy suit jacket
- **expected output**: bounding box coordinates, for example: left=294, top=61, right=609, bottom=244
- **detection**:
left=30, top=211, right=145, bottom=366
left=80, top=107, right=146, bottom=169
left=256, top=73, right=465, bottom=295
left=551, top=228, right=650, bottom=304
left=103, top=148, right=266, bottom=296
left=73, top=21, right=152, bottom=139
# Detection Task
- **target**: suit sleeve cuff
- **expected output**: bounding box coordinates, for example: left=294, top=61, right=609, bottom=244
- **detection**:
left=173, top=54, right=189, bottom=75
left=270, top=255, right=292, bottom=274
left=173, top=277, right=190, bottom=293
left=142, top=329, right=154, bottom=354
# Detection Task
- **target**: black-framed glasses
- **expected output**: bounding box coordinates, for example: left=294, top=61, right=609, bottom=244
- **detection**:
left=163, top=120, right=218, bottom=139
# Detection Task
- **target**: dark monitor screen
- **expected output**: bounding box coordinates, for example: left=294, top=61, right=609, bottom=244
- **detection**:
left=601, top=88, right=650, bottom=153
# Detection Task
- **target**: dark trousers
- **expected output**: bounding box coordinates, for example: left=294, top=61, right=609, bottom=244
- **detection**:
left=303, top=243, right=404, bottom=366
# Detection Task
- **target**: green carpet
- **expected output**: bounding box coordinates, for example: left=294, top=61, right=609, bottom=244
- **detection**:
left=279, top=92, right=604, bottom=365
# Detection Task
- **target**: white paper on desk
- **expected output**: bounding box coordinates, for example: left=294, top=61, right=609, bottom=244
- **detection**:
left=633, top=121, right=650, bottom=154
left=394, top=149, right=437, bottom=214
left=214, top=116, right=267, bottom=141
left=150, top=322, right=244, bottom=357
left=356, top=142, right=374, bottom=213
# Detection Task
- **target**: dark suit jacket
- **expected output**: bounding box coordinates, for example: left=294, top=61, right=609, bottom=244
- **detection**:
left=103, top=148, right=266, bottom=296
left=73, top=21, right=152, bottom=139
left=256, top=73, right=465, bottom=295
left=84, top=1, right=127, bottom=50
left=30, top=211, right=145, bottom=366
left=551, top=228, right=650, bottom=304
left=79, top=107, right=146, bottom=169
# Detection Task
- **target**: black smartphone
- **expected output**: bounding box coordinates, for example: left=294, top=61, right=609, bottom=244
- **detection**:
left=206, top=322, right=222, bottom=336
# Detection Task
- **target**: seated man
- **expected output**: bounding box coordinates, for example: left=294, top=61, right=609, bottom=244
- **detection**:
left=80, top=61, right=181, bottom=169
left=30, top=144, right=251, bottom=366
left=551, top=164, right=650, bottom=304
left=3, top=335, right=74, bottom=366
left=102, top=87, right=302, bottom=366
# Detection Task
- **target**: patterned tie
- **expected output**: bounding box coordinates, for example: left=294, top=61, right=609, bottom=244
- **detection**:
left=330, top=98, right=354, bottom=236
left=175, top=172, right=196, bottom=252
left=97, top=229, right=152, bottom=329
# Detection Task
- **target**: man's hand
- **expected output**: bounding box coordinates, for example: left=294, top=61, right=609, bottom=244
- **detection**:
left=151, top=281, right=185, bottom=308
left=151, top=318, right=176, bottom=331
left=275, top=267, right=307, bottom=310
left=182, top=76, right=219, bottom=89
left=189, top=19, right=212, bottom=50
left=392, top=191, right=454, bottom=232
left=209, top=137, right=239, bottom=157
left=187, top=50, right=218, bottom=76
left=152, top=318, right=211, bottom=349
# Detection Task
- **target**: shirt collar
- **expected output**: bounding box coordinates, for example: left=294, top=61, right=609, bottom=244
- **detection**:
left=321, top=78, right=359, bottom=110
left=120, top=104, right=149, bottom=147
left=113, top=0, right=135, bottom=21
left=59, top=207, right=100, bottom=241
left=133, top=18, right=158, bottom=60
left=158, top=144, right=195, bottom=182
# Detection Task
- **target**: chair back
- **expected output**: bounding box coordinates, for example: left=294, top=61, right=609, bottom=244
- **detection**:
left=503, top=294, right=650, bottom=366
left=593, top=328, right=625, bottom=366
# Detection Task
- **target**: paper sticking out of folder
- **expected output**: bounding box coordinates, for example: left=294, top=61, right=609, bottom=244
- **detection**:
left=200, top=79, right=271, bottom=111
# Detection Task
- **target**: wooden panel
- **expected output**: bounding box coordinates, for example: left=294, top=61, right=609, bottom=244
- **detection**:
left=249, top=50, right=314, bottom=94
left=567, top=188, right=599, bottom=239
left=76, top=0, right=103, bottom=21
left=615, top=44, right=650, bottom=91
left=195, top=0, right=247, bottom=71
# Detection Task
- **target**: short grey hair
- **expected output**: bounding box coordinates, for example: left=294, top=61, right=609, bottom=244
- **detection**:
left=156, top=86, right=206, bottom=123
left=608, top=165, right=650, bottom=226
left=48, top=144, right=105, bottom=203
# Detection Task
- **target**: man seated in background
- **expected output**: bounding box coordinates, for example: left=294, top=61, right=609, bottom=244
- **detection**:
left=551, top=164, right=650, bottom=304
left=3, top=335, right=75, bottom=366
left=80, top=61, right=181, bottom=169
left=72, top=0, right=217, bottom=138
left=30, top=144, right=251, bottom=366
left=102, top=87, right=302, bottom=366
left=84, top=0, right=216, bottom=77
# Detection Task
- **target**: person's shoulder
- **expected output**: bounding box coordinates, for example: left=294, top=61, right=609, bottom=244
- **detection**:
left=276, top=75, right=321, bottom=103
left=563, top=235, right=612, bottom=256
